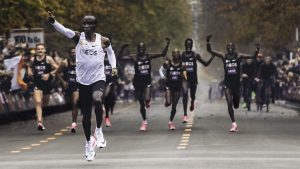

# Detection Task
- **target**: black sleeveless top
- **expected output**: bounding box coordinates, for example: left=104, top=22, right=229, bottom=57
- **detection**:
left=181, top=51, right=197, bottom=83
left=64, top=60, right=77, bottom=83
left=223, top=53, right=240, bottom=87
left=134, top=55, right=151, bottom=81
left=32, top=56, right=52, bottom=83
left=166, top=61, right=183, bottom=82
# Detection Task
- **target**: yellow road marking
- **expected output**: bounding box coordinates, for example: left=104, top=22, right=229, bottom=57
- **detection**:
left=10, top=150, right=21, bottom=153
left=54, top=133, right=63, bottom=136
left=47, top=137, right=56, bottom=140
left=40, top=140, right=48, bottom=143
left=181, top=139, right=189, bottom=143
left=179, top=143, right=188, bottom=146
left=31, top=144, right=40, bottom=146
left=177, top=100, right=197, bottom=150
left=183, top=134, right=190, bottom=137
left=60, top=129, right=68, bottom=132
left=21, top=147, right=31, bottom=150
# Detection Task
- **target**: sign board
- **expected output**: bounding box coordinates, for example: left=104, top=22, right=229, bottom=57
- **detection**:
left=10, top=28, right=44, bottom=48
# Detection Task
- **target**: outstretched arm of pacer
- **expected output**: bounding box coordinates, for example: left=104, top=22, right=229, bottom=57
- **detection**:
left=239, top=43, right=260, bottom=60
left=206, top=34, right=224, bottom=60
left=149, top=38, right=171, bottom=59
left=196, top=53, right=215, bottom=67
left=48, top=11, right=79, bottom=43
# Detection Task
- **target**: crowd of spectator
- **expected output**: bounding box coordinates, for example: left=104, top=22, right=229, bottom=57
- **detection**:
left=1, top=41, right=299, bottom=115
left=274, top=49, right=300, bottom=101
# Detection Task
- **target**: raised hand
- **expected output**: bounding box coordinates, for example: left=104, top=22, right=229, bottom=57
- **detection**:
left=165, top=37, right=171, bottom=44
left=182, top=70, right=187, bottom=80
left=206, top=34, right=212, bottom=43
left=256, top=43, right=260, bottom=51
left=112, top=68, right=118, bottom=82
left=48, top=11, right=55, bottom=24
left=112, top=68, right=118, bottom=77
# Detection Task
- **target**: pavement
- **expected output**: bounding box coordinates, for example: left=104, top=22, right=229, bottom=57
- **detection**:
left=0, top=79, right=300, bottom=169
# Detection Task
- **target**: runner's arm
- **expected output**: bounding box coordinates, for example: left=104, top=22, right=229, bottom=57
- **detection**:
left=102, top=37, right=116, bottom=69
left=196, top=53, right=215, bottom=67
left=149, top=38, right=170, bottom=59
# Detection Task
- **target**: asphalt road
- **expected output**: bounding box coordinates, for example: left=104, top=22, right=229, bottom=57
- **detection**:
left=0, top=82, right=300, bottom=169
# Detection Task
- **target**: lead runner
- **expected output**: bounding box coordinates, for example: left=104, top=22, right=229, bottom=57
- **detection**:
left=48, top=11, right=117, bottom=161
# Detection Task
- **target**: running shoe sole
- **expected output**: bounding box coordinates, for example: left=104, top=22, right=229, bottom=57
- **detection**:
left=37, top=125, right=45, bottom=131
left=97, top=139, right=107, bottom=149
left=230, top=130, right=239, bottom=132
left=85, top=136, right=96, bottom=161
left=230, top=127, right=239, bottom=132
left=70, top=128, right=76, bottom=133
left=182, top=120, right=188, bottom=124
left=85, top=153, right=96, bottom=162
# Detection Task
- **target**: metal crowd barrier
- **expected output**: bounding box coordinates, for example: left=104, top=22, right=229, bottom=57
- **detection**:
left=285, top=86, right=300, bottom=102
left=0, top=91, right=67, bottom=123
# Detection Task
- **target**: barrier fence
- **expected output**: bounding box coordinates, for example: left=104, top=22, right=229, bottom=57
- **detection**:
left=284, top=86, right=300, bottom=102
left=0, top=90, right=66, bottom=120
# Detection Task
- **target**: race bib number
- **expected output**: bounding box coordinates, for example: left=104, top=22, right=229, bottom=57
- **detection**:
left=227, top=68, right=237, bottom=74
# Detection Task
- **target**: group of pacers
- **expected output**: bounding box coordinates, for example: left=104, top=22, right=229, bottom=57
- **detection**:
left=19, top=12, right=266, bottom=161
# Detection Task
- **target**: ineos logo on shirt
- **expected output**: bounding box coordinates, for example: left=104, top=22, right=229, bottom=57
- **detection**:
left=226, top=63, right=237, bottom=68
left=35, top=65, right=46, bottom=70
left=68, top=70, right=76, bottom=75
left=83, top=49, right=98, bottom=55
left=185, top=62, right=194, bottom=66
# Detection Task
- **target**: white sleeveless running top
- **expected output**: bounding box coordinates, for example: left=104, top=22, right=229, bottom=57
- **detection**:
left=75, top=32, right=106, bottom=85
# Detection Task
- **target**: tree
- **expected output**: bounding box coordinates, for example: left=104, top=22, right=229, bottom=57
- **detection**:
left=202, top=0, right=300, bottom=54
left=0, top=0, right=192, bottom=56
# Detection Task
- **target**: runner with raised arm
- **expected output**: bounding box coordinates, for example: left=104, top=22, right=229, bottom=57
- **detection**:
left=181, top=38, right=215, bottom=123
left=121, top=39, right=170, bottom=131
left=48, top=11, right=117, bottom=161
left=207, top=35, right=259, bottom=132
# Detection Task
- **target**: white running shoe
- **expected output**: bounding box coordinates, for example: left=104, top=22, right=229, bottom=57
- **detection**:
left=168, top=121, right=176, bottom=130
left=229, top=122, right=238, bottom=132
left=37, top=122, right=46, bottom=131
left=139, top=120, right=148, bottom=131
left=94, top=128, right=107, bottom=148
left=85, top=136, right=96, bottom=162
left=70, top=122, right=77, bottom=133
left=182, top=116, right=188, bottom=123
